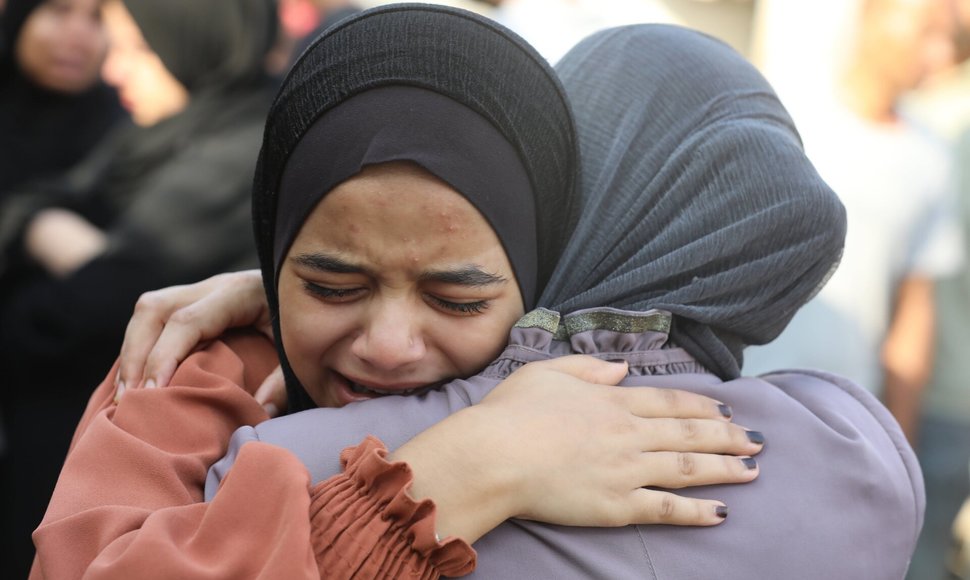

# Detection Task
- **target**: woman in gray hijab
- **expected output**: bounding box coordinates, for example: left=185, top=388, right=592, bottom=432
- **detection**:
left=115, top=22, right=918, bottom=580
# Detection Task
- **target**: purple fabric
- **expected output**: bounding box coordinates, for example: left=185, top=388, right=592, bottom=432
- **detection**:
left=208, top=307, right=923, bottom=579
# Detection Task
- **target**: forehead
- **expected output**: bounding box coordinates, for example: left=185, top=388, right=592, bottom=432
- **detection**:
left=291, top=162, right=506, bottom=264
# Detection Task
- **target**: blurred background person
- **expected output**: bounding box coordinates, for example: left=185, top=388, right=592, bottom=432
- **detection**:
left=901, top=2, right=970, bottom=571
left=751, top=1, right=965, bottom=577
left=0, top=0, right=276, bottom=575
left=746, top=0, right=962, bottom=422
left=265, top=0, right=359, bottom=77
left=0, top=0, right=125, bottom=195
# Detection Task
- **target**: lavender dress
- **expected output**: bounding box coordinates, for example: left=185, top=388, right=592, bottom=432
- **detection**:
left=209, top=308, right=922, bottom=579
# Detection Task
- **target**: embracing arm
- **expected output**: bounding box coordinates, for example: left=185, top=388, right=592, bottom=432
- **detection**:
left=32, top=333, right=474, bottom=579
left=882, top=275, right=935, bottom=446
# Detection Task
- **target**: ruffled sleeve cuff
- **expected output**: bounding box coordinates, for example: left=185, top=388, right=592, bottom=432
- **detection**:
left=308, top=436, right=477, bottom=578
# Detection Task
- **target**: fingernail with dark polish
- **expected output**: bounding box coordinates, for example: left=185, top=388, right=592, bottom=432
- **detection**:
left=741, top=457, right=758, bottom=470
left=718, top=404, right=733, bottom=419
left=746, top=430, right=765, bottom=445
left=715, top=505, right=729, bottom=518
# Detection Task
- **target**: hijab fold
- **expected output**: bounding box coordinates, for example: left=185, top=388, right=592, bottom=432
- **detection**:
left=546, top=25, right=846, bottom=379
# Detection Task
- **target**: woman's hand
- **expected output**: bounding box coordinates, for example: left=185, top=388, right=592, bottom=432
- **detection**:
left=391, top=356, right=763, bottom=544
left=114, top=270, right=284, bottom=414
left=25, top=208, right=107, bottom=277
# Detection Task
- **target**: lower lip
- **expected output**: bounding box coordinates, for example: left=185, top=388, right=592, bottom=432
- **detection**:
left=331, top=371, right=383, bottom=406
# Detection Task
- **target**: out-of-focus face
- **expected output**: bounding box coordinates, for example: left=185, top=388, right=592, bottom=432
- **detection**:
left=277, top=162, right=526, bottom=409
left=865, top=0, right=956, bottom=91
left=15, top=0, right=108, bottom=93
left=100, top=0, right=187, bottom=126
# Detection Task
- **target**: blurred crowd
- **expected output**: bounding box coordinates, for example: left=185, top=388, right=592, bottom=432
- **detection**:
left=1, top=0, right=970, bottom=578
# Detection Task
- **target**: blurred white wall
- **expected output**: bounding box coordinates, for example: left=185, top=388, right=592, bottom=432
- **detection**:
left=360, top=0, right=757, bottom=63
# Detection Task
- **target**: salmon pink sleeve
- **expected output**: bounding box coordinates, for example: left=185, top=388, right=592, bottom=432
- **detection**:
left=29, top=332, right=474, bottom=579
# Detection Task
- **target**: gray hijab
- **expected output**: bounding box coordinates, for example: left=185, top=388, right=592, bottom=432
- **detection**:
left=544, top=25, right=847, bottom=379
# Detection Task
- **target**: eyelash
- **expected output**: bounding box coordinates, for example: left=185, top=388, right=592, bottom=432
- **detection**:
left=303, top=282, right=363, bottom=301
left=426, top=295, right=490, bottom=315
left=303, top=282, right=490, bottom=314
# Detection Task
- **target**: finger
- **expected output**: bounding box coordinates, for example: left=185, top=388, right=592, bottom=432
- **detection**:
left=254, top=366, right=287, bottom=417
left=141, top=299, right=231, bottom=388
left=640, top=451, right=759, bottom=489
left=538, top=355, right=629, bottom=386
left=142, top=281, right=258, bottom=386
left=116, top=286, right=196, bottom=392
left=630, top=489, right=729, bottom=526
left=618, top=386, right=734, bottom=421
left=638, top=418, right=765, bottom=455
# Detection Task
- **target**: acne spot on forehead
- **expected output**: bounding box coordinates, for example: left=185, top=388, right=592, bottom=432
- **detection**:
left=434, top=207, right=468, bottom=234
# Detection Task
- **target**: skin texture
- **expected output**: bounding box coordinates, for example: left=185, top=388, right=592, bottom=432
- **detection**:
left=100, top=0, right=188, bottom=126
left=277, top=162, right=526, bottom=408
left=15, top=0, right=107, bottom=93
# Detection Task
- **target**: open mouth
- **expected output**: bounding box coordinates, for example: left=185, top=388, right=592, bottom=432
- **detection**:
left=337, top=371, right=444, bottom=398
left=346, top=381, right=430, bottom=397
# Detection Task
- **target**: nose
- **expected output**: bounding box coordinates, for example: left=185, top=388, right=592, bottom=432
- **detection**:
left=350, top=297, right=427, bottom=371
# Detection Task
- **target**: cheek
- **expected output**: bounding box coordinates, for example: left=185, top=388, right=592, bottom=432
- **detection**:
left=436, top=305, right=522, bottom=376
left=280, top=299, right=338, bottom=365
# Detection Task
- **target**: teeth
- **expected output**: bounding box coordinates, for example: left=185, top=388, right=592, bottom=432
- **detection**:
left=349, top=381, right=422, bottom=396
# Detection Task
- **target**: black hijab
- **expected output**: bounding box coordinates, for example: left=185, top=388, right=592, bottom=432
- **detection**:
left=122, top=0, right=277, bottom=95
left=252, top=3, right=579, bottom=412
left=0, top=0, right=124, bottom=194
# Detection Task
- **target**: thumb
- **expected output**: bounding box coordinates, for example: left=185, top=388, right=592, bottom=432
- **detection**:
left=541, top=355, right=628, bottom=386
left=254, top=365, right=287, bottom=417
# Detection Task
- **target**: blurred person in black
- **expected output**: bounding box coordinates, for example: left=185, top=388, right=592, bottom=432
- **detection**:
left=0, top=0, right=275, bottom=575
left=0, top=0, right=125, bottom=195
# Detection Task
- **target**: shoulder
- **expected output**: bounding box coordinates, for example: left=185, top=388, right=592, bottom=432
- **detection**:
left=752, top=368, right=924, bottom=524
left=179, top=330, right=278, bottom=397
left=755, top=368, right=914, bottom=458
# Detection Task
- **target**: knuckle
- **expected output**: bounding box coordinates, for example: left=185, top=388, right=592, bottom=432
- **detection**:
left=679, top=418, right=698, bottom=440
left=168, top=306, right=201, bottom=326
left=133, top=290, right=167, bottom=314
left=658, top=495, right=676, bottom=521
left=677, top=452, right=695, bottom=476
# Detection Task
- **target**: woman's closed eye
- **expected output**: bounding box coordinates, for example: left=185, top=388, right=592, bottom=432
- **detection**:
left=302, top=281, right=365, bottom=302
left=425, top=295, right=490, bottom=315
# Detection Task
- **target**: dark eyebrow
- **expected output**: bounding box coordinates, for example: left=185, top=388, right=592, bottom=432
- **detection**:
left=291, top=253, right=506, bottom=287
left=291, top=253, right=370, bottom=275
left=420, top=266, right=508, bottom=287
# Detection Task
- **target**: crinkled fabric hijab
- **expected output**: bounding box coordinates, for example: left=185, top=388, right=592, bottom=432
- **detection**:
left=252, top=3, right=578, bottom=411
left=544, top=25, right=846, bottom=379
